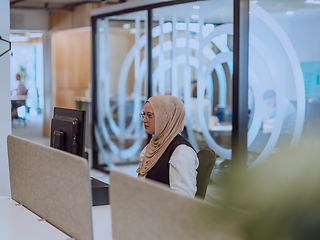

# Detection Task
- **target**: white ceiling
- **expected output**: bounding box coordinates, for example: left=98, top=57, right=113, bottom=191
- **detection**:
left=10, top=0, right=320, bottom=13
left=257, top=0, right=320, bottom=12
left=10, top=0, right=123, bottom=11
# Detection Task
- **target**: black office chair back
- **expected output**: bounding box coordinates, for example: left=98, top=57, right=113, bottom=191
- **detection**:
left=180, top=126, right=188, bottom=139
left=195, top=149, right=217, bottom=200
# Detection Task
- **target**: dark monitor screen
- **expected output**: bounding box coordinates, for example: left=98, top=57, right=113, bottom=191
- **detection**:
left=304, top=97, right=320, bottom=140
left=50, top=107, right=86, bottom=157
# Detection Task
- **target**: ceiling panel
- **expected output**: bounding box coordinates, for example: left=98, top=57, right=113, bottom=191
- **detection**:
left=10, top=0, right=121, bottom=11
left=9, top=0, right=320, bottom=13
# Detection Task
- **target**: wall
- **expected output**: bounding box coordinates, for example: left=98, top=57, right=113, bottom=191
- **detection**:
left=270, top=9, right=320, bottom=100
left=52, top=27, right=92, bottom=109
left=109, top=30, right=135, bottom=98
left=43, top=31, right=53, bottom=137
left=10, top=8, right=49, bottom=30
left=49, top=3, right=107, bottom=31
left=249, top=8, right=320, bottom=102
left=0, top=0, right=11, bottom=197
left=42, top=3, right=107, bottom=136
left=10, top=2, right=107, bottom=31
left=273, top=11, right=320, bottom=63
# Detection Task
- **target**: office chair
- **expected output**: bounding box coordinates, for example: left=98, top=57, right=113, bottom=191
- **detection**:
left=195, top=149, right=217, bottom=200
left=11, top=97, right=28, bottom=126
left=180, top=126, right=188, bottom=139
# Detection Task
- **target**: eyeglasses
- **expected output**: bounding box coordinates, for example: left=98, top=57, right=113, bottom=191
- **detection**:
left=139, top=112, right=155, bottom=122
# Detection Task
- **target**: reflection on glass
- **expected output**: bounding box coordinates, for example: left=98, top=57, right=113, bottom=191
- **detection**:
left=247, top=1, right=320, bottom=167
left=95, top=11, right=148, bottom=167
left=152, top=1, right=234, bottom=160
left=10, top=39, right=44, bottom=116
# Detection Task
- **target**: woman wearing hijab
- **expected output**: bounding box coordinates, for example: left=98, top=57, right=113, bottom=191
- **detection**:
left=136, top=95, right=199, bottom=197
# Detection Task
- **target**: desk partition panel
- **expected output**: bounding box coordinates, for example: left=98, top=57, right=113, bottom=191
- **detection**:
left=7, top=135, right=93, bottom=240
left=110, top=171, right=248, bottom=240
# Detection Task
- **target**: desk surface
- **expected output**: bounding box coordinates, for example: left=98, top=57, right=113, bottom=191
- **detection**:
left=0, top=196, right=112, bottom=240
left=0, top=196, right=70, bottom=240
left=92, top=205, right=112, bottom=240
left=210, top=123, right=274, bottom=133
left=210, top=124, right=232, bottom=132
left=262, top=123, right=274, bottom=133
left=11, top=95, right=28, bottom=101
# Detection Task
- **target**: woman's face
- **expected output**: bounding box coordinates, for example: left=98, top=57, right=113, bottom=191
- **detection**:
left=142, top=102, right=155, bottom=135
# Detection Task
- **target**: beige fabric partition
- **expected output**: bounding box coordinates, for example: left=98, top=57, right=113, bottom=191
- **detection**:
left=7, top=135, right=93, bottom=240
left=110, top=171, right=249, bottom=240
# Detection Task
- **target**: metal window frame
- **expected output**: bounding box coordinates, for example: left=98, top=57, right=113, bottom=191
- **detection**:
left=231, top=0, right=249, bottom=175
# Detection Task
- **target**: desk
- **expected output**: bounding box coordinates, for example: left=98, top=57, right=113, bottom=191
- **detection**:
left=209, top=123, right=273, bottom=150
left=92, top=205, right=112, bottom=240
left=210, top=123, right=273, bottom=133
left=210, top=124, right=232, bottom=132
left=262, top=123, right=274, bottom=133
left=0, top=196, right=112, bottom=240
left=0, top=196, right=71, bottom=240
left=209, top=124, right=232, bottom=149
left=10, top=95, right=28, bottom=101
left=11, top=95, right=28, bottom=124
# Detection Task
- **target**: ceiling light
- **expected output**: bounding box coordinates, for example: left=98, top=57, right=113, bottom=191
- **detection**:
left=286, top=11, right=294, bottom=15
left=191, top=15, right=199, bottom=19
left=305, top=0, right=320, bottom=4
left=193, top=5, right=200, bottom=10
left=10, top=35, right=29, bottom=42
left=130, top=28, right=136, bottom=34
left=29, top=32, right=43, bottom=38
left=251, top=1, right=258, bottom=3
left=123, top=23, right=131, bottom=29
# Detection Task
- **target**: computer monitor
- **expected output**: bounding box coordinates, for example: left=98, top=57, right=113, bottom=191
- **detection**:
left=50, top=107, right=86, bottom=157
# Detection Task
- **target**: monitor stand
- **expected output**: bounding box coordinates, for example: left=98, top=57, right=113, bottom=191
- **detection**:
left=83, top=152, right=109, bottom=206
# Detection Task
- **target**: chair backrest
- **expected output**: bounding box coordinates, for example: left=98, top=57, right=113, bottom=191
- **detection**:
left=196, top=149, right=217, bottom=200
left=180, top=126, right=188, bottom=139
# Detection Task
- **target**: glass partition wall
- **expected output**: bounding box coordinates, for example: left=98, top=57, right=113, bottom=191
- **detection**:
left=91, top=0, right=236, bottom=174
left=152, top=2, right=234, bottom=157
left=247, top=1, right=320, bottom=168
left=93, top=11, right=148, bottom=170
left=90, top=0, right=320, bottom=207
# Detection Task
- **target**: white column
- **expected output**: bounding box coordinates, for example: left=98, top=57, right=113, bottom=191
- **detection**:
left=42, top=31, right=53, bottom=137
left=171, top=5, right=178, bottom=96
left=0, top=0, right=11, bottom=197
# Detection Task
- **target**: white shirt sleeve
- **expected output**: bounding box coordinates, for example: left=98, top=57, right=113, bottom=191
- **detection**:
left=140, top=144, right=147, bottom=162
left=169, top=145, right=199, bottom=197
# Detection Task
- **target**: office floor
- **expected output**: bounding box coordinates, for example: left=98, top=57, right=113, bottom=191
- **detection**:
left=11, top=113, right=224, bottom=205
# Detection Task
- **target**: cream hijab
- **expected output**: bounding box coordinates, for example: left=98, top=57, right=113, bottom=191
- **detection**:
left=136, top=95, right=186, bottom=177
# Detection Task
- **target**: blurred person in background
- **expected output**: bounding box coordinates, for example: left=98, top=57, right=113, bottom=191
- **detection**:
left=262, top=89, right=296, bottom=149
left=11, top=73, right=28, bottom=96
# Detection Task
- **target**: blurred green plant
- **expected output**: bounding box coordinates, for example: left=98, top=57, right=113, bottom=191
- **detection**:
left=19, top=65, right=27, bottom=80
